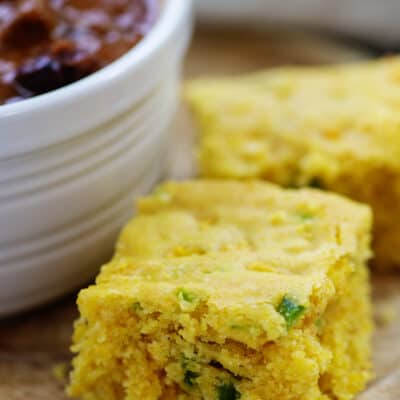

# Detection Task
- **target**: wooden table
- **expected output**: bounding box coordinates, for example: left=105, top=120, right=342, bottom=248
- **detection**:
left=1, top=27, right=399, bottom=399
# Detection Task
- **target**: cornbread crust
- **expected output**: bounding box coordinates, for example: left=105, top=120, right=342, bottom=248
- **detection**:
left=68, top=180, right=373, bottom=400
left=186, top=57, right=400, bottom=269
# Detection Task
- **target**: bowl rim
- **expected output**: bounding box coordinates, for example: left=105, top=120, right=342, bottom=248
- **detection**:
left=0, top=0, right=190, bottom=120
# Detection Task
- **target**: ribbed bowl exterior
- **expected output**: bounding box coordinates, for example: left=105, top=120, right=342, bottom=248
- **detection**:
left=0, top=0, right=192, bottom=316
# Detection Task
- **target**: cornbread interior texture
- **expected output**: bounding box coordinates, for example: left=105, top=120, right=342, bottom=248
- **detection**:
left=186, top=57, right=400, bottom=269
left=68, top=181, right=373, bottom=400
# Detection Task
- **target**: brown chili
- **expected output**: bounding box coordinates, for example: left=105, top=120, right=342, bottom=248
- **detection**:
left=0, top=0, right=158, bottom=104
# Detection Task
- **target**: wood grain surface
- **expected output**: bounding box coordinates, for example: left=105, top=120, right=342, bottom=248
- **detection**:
left=1, top=26, right=399, bottom=400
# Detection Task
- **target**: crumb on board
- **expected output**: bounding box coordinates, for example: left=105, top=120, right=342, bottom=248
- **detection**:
left=52, top=362, right=69, bottom=382
left=374, top=304, right=397, bottom=327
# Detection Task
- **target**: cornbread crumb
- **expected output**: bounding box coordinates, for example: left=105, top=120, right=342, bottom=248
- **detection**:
left=53, top=362, right=68, bottom=382
left=374, top=304, right=397, bottom=327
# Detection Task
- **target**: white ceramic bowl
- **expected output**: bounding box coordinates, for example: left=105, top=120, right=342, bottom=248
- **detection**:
left=0, top=0, right=193, bottom=317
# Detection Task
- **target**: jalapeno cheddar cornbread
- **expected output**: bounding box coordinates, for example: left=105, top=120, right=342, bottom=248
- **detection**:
left=68, top=180, right=373, bottom=400
left=186, top=57, right=400, bottom=269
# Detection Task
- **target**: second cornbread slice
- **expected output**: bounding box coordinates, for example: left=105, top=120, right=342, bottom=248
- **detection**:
left=68, top=180, right=373, bottom=400
left=186, top=57, right=400, bottom=269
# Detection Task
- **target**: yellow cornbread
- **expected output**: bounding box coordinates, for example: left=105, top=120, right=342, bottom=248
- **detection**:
left=186, top=57, right=400, bottom=269
left=68, top=180, right=373, bottom=400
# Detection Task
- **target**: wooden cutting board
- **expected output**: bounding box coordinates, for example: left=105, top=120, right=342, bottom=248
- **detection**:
left=1, top=26, right=399, bottom=400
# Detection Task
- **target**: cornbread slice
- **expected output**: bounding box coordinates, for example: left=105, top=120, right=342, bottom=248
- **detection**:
left=186, top=57, right=400, bottom=269
left=68, top=180, right=373, bottom=400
